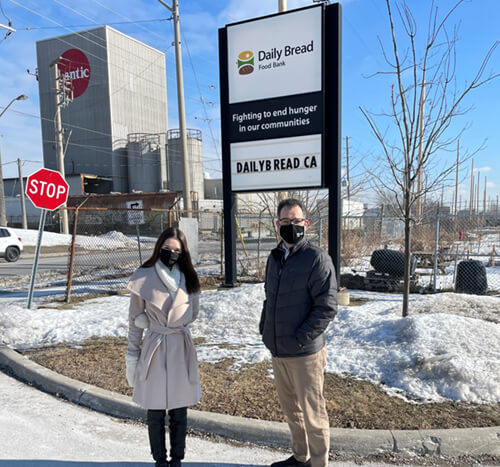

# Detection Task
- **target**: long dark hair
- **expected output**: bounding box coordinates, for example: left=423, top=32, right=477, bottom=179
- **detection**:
left=142, top=227, right=200, bottom=294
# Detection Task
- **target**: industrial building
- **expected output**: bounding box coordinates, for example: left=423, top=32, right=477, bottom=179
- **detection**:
left=37, top=25, right=169, bottom=193
left=35, top=25, right=205, bottom=201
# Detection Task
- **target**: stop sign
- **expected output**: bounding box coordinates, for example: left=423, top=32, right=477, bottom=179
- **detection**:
left=26, top=168, right=69, bottom=211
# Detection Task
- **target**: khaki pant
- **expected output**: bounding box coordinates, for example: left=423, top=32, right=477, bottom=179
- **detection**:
left=272, top=346, right=330, bottom=467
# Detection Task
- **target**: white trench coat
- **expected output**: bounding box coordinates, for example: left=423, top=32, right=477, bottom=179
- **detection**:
left=127, top=265, right=201, bottom=410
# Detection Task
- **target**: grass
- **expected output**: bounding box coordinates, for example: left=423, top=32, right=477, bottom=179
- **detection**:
left=22, top=336, right=500, bottom=430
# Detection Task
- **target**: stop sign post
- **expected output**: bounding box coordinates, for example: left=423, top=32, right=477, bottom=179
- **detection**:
left=25, top=168, right=69, bottom=309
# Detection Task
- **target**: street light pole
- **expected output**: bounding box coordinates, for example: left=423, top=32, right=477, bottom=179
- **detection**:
left=0, top=94, right=28, bottom=227
left=157, top=0, right=192, bottom=217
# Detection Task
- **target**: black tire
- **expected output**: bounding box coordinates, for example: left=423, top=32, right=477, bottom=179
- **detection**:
left=455, top=260, right=488, bottom=295
left=5, top=246, right=20, bottom=262
left=370, top=249, right=416, bottom=277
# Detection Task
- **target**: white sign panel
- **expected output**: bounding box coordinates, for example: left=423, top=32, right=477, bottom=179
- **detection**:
left=227, top=7, right=322, bottom=104
left=231, top=135, right=322, bottom=191
left=126, top=200, right=144, bottom=225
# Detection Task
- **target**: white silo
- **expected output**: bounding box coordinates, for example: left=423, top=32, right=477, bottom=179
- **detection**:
left=166, top=129, right=204, bottom=201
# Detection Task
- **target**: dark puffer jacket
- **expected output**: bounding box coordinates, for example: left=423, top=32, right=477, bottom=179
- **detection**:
left=260, top=238, right=337, bottom=357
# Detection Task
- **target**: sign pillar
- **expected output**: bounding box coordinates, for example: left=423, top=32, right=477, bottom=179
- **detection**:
left=219, top=27, right=237, bottom=286
left=326, top=3, right=342, bottom=277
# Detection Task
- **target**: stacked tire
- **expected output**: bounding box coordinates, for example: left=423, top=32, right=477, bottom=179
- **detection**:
left=455, top=260, right=488, bottom=295
left=370, top=249, right=416, bottom=277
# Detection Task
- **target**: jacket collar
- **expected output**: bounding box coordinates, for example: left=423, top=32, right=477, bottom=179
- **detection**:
left=127, top=266, right=187, bottom=311
left=272, top=238, right=307, bottom=262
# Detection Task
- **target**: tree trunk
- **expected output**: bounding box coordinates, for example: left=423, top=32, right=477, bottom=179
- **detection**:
left=402, top=189, right=411, bottom=317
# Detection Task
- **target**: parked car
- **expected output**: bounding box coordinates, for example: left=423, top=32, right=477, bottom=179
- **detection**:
left=0, top=227, right=23, bottom=262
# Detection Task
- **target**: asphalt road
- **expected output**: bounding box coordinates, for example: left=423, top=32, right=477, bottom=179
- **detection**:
left=0, top=249, right=150, bottom=278
left=0, top=238, right=277, bottom=280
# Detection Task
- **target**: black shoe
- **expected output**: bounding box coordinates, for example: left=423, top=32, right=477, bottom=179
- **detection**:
left=155, top=462, right=169, bottom=467
left=170, top=459, right=182, bottom=467
left=270, top=456, right=311, bottom=467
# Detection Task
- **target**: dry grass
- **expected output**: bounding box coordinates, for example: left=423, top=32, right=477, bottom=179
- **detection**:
left=22, top=336, right=500, bottom=430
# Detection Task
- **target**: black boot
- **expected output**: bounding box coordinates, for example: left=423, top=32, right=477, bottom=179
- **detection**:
left=147, top=409, right=168, bottom=466
left=168, top=407, right=187, bottom=465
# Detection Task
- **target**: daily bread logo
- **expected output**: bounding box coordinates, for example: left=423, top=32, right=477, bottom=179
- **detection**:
left=237, top=41, right=315, bottom=76
left=237, top=51, right=254, bottom=75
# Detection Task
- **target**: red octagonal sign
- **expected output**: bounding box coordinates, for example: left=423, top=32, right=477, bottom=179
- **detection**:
left=26, top=168, right=69, bottom=211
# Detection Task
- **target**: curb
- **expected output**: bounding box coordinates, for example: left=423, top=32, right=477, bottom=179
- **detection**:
left=0, top=345, right=499, bottom=458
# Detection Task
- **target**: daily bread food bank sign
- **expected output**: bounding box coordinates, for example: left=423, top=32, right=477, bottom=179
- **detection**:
left=220, top=5, right=326, bottom=191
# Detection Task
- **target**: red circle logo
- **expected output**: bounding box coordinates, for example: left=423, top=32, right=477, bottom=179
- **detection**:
left=59, top=49, right=91, bottom=98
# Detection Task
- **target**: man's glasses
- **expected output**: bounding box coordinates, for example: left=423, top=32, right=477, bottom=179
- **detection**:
left=279, top=218, right=306, bottom=226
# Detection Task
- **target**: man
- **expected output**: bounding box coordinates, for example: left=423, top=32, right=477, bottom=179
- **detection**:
left=260, top=198, right=337, bottom=467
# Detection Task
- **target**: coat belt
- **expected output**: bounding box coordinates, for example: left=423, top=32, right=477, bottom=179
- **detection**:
left=140, top=323, right=198, bottom=384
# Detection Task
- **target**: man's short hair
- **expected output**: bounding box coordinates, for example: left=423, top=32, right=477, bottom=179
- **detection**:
left=277, top=198, right=304, bottom=218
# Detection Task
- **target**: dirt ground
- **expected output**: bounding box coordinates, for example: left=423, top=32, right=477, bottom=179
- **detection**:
left=22, top=336, right=500, bottom=430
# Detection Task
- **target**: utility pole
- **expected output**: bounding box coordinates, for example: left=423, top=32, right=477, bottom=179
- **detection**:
left=454, top=139, right=459, bottom=215
left=476, top=170, right=480, bottom=214
left=469, top=159, right=474, bottom=214
left=17, top=158, right=27, bottom=229
left=50, top=58, right=70, bottom=234
left=0, top=143, right=6, bottom=226
left=157, top=0, right=192, bottom=216
left=345, top=135, right=350, bottom=207
left=483, top=175, right=487, bottom=213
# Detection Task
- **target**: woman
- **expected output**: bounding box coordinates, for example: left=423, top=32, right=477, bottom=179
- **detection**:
left=125, top=227, right=201, bottom=467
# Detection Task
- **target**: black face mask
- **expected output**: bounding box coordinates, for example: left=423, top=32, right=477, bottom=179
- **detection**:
left=159, top=249, right=180, bottom=268
left=279, top=224, right=305, bottom=245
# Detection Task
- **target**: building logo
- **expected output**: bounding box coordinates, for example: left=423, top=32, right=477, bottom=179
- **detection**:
left=59, top=48, right=91, bottom=98
left=237, top=50, right=254, bottom=75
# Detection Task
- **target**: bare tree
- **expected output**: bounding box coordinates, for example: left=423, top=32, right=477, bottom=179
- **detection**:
left=361, top=0, right=498, bottom=316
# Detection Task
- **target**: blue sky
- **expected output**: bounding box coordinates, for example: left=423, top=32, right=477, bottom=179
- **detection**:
left=0, top=0, right=498, bottom=208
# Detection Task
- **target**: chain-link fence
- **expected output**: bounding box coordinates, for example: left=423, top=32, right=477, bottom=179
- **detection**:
left=340, top=213, right=500, bottom=294
left=16, top=207, right=499, bottom=298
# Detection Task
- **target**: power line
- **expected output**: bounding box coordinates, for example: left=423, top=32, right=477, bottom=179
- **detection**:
left=3, top=106, right=221, bottom=169
left=181, top=29, right=221, bottom=165
left=23, top=18, right=169, bottom=30
left=9, top=0, right=216, bottom=116
left=7, top=0, right=169, bottom=92
left=0, top=0, right=10, bottom=21
left=88, top=0, right=169, bottom=44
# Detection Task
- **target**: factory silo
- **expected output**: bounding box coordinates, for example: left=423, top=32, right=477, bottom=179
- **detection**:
left=127, top=133, right=163, bottom=193
left=167, top=129, right=204, bottom=201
